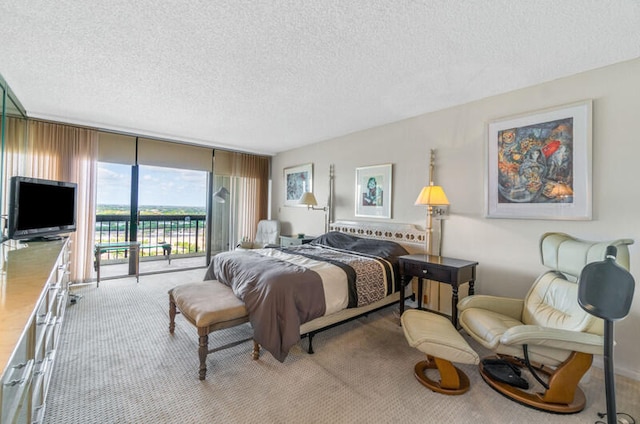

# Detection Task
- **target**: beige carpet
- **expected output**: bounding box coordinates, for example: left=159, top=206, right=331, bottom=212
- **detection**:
left=44, top=269, right=640, bottom=424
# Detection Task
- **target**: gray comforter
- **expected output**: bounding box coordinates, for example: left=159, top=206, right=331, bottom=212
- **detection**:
left=205, top=232, right=408, bottom=362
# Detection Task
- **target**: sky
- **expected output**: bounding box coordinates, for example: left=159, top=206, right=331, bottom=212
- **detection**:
left=97, top=162, right=207, bottom=207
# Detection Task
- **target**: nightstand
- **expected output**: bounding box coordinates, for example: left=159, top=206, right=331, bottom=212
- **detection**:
left=398, top=254, right=478, bottom=328
left=279, top=235, right=315, bottom=247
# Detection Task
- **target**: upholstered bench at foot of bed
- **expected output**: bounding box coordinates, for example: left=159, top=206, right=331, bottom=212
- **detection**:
left=401, top=309, right=479, bottom=395
left=168, top=280, right=260, bottom=380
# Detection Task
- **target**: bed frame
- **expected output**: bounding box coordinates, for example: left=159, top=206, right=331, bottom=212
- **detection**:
left=328, top=220, right=426, bottom=252
left=298, top=220, right=425, bottom=353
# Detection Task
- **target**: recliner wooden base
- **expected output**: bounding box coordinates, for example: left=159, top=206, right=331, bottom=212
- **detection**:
left=479, top=353, right=592, bottom=414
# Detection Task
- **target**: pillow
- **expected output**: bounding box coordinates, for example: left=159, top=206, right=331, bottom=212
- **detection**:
left=312, top=231, right=408, bottom=260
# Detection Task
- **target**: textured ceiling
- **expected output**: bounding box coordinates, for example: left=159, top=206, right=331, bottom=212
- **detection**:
left=1, top=1, right=639, bottom=155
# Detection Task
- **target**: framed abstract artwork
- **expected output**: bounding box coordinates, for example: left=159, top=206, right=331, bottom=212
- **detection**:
left=284, top=163, right=312, bottom=206
left=355, top=163, right=392, bottom=218
left=486, top=100, right=592, bottom=220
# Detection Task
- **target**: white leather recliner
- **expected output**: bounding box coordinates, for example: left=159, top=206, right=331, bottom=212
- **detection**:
left=237, top=220, right=281, bottom=249
left=458, top=232, right=633, bottom=414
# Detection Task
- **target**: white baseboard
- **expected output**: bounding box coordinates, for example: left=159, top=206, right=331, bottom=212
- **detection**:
left=591, top=356, right=640, bottom=382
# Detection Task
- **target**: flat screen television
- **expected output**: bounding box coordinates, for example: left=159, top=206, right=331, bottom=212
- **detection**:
left=7, top=176, right=77, bottom=241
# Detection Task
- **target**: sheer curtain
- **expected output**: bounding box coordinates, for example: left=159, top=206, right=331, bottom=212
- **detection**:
left=214, top=150, right=269, bottom=248
left=4, top=119, right=98, bottom=283
left=232, top=152, right=269, bottom=242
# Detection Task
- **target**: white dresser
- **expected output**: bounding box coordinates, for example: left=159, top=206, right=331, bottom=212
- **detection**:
left=0, top=238, right=70, bottom=424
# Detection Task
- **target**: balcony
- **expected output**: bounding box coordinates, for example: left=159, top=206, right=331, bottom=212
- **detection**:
left=95, top=214, right=209, bottom=278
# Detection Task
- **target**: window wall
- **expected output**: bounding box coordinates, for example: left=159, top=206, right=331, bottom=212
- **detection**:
left=95, top=135, right=272, bottom=268
left=97, top=134, right=215, bottom=273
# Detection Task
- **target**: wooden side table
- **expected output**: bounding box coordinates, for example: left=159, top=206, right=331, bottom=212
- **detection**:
left=398, top=254, right=478, bottom=328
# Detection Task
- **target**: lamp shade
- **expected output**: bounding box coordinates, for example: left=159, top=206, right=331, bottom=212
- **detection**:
left=213, top=187, right=229, bottom=203
left=298, top=191, right=318, bottom=206
left=414, top=185, right=449, bottom=206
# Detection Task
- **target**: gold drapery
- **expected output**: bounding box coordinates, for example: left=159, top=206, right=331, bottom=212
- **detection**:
left=216, top=150, right=269, bottom=245
left=4, top=119, right=98, bottom=283
left=2, top=117, right=269, bottom=279
left=231, top=152, right=269, bottom=243
left=1, top=117, right=27, bottom=214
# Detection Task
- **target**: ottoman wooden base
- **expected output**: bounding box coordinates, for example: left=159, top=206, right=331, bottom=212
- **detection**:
left=402, top=310, right=479, bottom=395
left=169, top=280, right=259, bottom=380
left=414, top=355, right=472, bottom=395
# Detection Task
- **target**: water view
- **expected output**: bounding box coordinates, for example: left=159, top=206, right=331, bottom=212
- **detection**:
left=97, top=204, right=206, bottom=215
left=96, top=162, right=209, bottom=259
left=96, top=205, right=207, bottom=259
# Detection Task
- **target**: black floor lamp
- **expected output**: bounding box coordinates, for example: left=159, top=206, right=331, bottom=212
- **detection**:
left=578, top=245, right=635, bottom=424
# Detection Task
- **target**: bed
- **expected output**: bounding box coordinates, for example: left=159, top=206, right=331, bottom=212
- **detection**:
left=204, top=220, right=425, bottom=362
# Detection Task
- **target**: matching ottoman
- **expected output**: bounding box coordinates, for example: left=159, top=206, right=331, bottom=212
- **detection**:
left=169, top=280, right=259, bottom=380
left=401, top=309, right=479, bottom=395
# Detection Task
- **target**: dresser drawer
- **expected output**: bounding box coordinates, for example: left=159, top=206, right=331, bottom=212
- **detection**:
left=31, top=349, right=56, bottom=416
left=1, top=357, right=34, bottom=424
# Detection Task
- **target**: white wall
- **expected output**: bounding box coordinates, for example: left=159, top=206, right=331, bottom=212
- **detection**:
left=272, top=57, right=640, bottom=379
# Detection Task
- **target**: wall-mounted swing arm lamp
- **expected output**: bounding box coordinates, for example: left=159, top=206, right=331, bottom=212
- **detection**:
left=414, top=150, right=449, bottom=256
left=297, top=165, right=334, bottom=235
left=298, top=192, right=325, bottom=210
left=414, top=151, right=449, bottom=312
left=414, top=184, right=449, bottom=254
left=298, top=191, right=329, bottom=233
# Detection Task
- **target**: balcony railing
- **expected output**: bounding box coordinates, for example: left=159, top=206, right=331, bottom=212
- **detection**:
left=95, top=214, right=206, bottom=261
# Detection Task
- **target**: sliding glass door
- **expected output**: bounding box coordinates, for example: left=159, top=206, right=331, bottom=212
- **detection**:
left=94, top=137, right=267, bottom=280
left=137, top=164, right=208, bottom=271
left=96, top=162, right=212, bottom=278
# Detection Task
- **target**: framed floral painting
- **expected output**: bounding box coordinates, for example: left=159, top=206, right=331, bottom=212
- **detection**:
left=284, top=163, right=312, bottom=206
left=486, top=100, right=592, bottom=220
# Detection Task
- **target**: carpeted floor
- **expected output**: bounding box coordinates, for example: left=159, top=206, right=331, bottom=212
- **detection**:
left=44, top=269, right=640, bottom=424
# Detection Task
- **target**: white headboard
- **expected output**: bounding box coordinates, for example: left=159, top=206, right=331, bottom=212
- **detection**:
left=329, top=220, right=426, bottom=253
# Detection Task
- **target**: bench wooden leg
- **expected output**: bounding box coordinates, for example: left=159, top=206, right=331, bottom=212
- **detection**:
left=169, top=295, right=176, bottom=334
left=170, top=281, right=252, bottom=380
left=198, top=332, right=209, bottom=381
left=252, top=341, right=260, bottom=360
